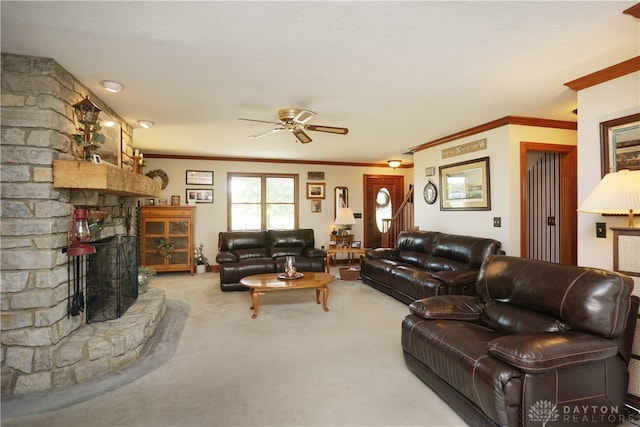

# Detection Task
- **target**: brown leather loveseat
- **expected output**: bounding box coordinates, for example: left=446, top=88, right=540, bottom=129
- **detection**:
left=402, top=254, right=638, bottom=427
left=216, top=229, right=326, bottom=291
left=360, top=230, right=502, bottom=303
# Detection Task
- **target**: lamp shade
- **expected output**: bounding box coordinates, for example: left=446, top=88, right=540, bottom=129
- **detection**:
left=334, top=207, right=356, bottom=226
left=577, top=169, right=640, bottom=227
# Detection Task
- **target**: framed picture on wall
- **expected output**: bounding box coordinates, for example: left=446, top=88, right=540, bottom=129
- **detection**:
left=439, top=157, right=491, bottom=211
left=600, top=113, right=640, bottom=177
left=186, top=188, right=213, bottom=203
left=311, top=200, right=322, bottom=213
left=186, top=170, right=214, bottom=185
left=306, top=182, right=326, bottom=199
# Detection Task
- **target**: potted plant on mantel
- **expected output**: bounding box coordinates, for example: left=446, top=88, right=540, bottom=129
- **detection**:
left=194, top=243, right=209, bottom=274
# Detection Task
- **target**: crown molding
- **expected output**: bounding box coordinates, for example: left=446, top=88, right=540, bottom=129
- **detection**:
left=564, top=56, right=640, bottom=91
left=623, top=3, right=640, bottom=18
left=144, top=153, right=413, bottom=168
left=409, top=116, right=577, bottom=153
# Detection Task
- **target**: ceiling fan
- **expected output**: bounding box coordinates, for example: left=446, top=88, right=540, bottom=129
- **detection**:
left=238, top=108, right=349, bottom=144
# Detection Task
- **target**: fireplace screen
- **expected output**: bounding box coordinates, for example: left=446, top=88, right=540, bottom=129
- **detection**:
left=86, top=236, right=138, bottom=323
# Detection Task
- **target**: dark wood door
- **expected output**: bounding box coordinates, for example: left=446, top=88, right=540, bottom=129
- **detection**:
left=363, top=175, right=404, bottom=248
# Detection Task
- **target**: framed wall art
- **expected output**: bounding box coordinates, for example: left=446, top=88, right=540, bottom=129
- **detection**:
left=600, top=113, right=640, bottom=177
left=439, top=157, right=491, bottom=211
left=311, top=200, right=322, bottom=213
left=186, top=170, right=214, bottom=185
left=186, top=188, right=213, bottom=203
left=306, top=182, right=326, bottom=199
left=307, top=171, right=325, bottom=180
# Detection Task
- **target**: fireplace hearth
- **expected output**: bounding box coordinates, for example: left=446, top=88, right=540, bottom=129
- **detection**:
left=86, top=236, right=138, bottom=323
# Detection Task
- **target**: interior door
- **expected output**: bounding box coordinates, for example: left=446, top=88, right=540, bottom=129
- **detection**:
left=363, top=175, right=404, bottom=248
left=520, top=142, right=577, bottom=265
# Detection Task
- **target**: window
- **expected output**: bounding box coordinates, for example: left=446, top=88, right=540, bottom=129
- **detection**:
left=228, top=173, right=298, bottom=230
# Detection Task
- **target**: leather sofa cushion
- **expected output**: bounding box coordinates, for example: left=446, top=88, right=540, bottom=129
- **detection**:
left=480, top=301, right=567, bottom=334
left=390, top=266, right=446, bottom=299
left=269, top=229, right=312, bottom=247
left=216, top=251, right=238, bottom=263
left=488, top=332, right=619, bottom=372
left=477, top=255, right=634, bottom=338
left=426, top=256, right=467, bottom=272
left=432, top=234, right=501, bottom=268
left=409, top=295, right=484, bottom=320
left=365, top=248, right=399, bottom=260
left=235, top=248, right=269, bottom=261
left=270, top=246, right=303, bottom=257
left=218, top=230, right=269, bottom=251
left=398, top=251, right=431, bottom=268
left=402, top=315, right=521, bottom=426
left=397, top=230, right=439, bottom=253
left=360, top=258, right=399, bottom=284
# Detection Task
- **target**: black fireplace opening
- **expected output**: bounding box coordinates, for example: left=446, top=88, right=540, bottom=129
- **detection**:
left=86, top=236, right=138, bottom=323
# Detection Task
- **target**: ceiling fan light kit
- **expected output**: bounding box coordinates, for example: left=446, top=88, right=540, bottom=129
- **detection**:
left=239, top=107, right=349, bottom=144
left=388, top=160, right=402, bottom=168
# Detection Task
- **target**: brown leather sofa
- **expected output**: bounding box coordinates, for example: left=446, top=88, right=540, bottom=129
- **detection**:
left=216, top=229, right=326, bottom=291
left=360, top=230, right=502, bottom=304
left=402, top=254, right=638, bottom=427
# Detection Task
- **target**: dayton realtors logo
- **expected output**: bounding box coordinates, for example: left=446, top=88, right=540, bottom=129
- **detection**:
left=528, top=401, right=559, bottom=426
left=528, top=400, right=628, bottom=425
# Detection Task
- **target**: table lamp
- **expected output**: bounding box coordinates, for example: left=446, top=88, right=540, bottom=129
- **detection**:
left=577, top=169, right=640, bottom=228
left=334, top=207, right=356, bottom=235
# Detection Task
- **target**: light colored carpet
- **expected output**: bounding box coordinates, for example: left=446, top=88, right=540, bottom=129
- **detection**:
left=2, top=270, right=466, bottom=427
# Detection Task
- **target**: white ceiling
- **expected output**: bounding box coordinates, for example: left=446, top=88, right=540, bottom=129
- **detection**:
left=2, top=1, right=638, bottom=165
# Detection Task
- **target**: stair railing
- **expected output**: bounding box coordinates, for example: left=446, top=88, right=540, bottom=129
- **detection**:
left=381, top=186, right=415, bottom=248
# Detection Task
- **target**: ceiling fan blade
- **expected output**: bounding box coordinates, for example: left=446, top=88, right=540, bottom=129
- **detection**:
left=238, top=118, right=282, bottom=125
left=293, top=109, right=316, bottom=125
left=249, top=128, right=284, bottom=138
left=305, top=124, right=349, bottom=135
left=292, top=129, right=312, bottom=144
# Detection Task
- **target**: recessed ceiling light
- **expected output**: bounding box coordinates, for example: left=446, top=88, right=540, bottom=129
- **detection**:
left=100, top=80, right=123, bottom=93
left=138, top=120, right=154, bottom=129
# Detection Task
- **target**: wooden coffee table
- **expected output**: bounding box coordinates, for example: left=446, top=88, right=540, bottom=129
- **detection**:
left=239, top=272, right=336, bottom=319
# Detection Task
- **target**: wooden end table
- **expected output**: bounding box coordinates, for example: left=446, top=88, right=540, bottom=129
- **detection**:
left=239, top=272, right=336, bottom=319
left=325, top=247, right=366, bottom=273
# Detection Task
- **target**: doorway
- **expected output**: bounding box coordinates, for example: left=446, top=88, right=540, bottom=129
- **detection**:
left=520, top=142, right=577, bottom=265
left=363, top=175, right=405, bottom=248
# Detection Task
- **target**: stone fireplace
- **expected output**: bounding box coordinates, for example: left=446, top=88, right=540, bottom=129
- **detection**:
left=1, top=53, right=162, bottom=396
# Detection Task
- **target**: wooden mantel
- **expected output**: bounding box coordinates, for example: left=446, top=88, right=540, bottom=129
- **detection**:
left=53, top=160, right=161, bottom=197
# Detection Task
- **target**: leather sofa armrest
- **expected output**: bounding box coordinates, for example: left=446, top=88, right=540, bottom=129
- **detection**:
left=216, top=251, right=238, bottom=263
left=303, top=248, right=326, bottom=258
left=409, top=295, right=484, bottom=321
left=365, top=248, right=399, bottom=260
left=432, top=269, right=479, bottom=287
left=488, top=332, right=619, bottom=372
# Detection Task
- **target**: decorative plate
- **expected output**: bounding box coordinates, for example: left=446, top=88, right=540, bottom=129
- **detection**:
left=278, top=272, right=304, bottom=280
left=146, top=169, right=169, bottom=190
left=424, top=181, right=437, bottom=204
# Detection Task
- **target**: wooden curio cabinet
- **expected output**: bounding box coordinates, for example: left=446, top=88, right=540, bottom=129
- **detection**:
left=140, top=206, right=195, bottom=274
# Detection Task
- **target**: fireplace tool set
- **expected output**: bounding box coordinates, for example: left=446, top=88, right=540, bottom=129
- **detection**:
left=64, top=206, right=96, bottom=317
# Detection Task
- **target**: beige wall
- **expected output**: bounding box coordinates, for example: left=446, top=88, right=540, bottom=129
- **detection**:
left=412, top=124, right=576, bottom=256
left=576, top=71, right=640, bottom=270
left=142, top=157, right=413, bottom=261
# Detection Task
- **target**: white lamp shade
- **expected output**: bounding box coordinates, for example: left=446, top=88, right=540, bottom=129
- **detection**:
left=334, top=207, right=356, bottom=225
left=578, top=169, right=640, bottom=227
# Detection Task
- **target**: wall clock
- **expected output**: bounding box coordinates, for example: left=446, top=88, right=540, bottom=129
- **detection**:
left=423, top=181, right=437, bottom=204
